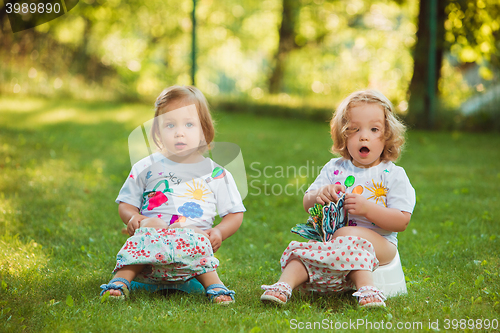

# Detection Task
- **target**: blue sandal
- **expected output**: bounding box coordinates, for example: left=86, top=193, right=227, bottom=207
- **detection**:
left=100, top=278, right=130, bottom=300
left=205, top=284, right=235, bottom=305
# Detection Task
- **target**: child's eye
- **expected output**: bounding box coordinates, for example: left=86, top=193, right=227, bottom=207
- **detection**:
left=165, top=123, right=174, bottom=129
left=186, top=122, right=193, bottom=128
left=371, top=127, right=379, bottom=132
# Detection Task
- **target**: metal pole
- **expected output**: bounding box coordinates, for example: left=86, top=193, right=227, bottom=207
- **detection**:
left=427, top=0, right=437, bottom=129
left=191, top=0, right=196, bottom=86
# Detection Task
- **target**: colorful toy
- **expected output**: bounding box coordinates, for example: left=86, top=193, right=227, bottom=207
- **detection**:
left=291, top=194, right=348, bottom=242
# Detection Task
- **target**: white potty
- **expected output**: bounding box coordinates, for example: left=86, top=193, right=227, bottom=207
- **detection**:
left=372, top=250, right=407, bottom=298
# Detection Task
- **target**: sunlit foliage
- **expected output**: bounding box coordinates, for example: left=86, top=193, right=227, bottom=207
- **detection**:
left=0, top=0, right=498, bottom=117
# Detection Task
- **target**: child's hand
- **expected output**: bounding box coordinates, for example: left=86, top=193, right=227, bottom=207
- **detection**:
left=205, top=228, right=223, bottom=253
left=344, top=193, right=370, bottom=216
left=316, top=184, right=346, bottom=205
left=183, top=225, right=210, bottom=239
left=127, top=214, right=147, bottom=236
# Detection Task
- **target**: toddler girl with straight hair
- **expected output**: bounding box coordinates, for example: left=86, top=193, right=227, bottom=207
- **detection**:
left=261, top=89, right=415, bottom=307
left=100, top=86, right=245, bottom=304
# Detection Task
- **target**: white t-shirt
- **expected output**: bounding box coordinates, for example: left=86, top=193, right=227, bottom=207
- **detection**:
left=307, top=157, right=416, bottom=246
left=116, top=153, right=246, bottom=230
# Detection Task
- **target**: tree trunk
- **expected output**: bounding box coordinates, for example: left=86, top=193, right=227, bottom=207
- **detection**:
left=407, top=0, right=447, bottom=129
left=268, top=0, right=300, bottom=94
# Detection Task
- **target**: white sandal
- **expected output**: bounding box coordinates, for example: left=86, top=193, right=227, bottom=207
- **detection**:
left=352, top=286, right=386, bottom=308
left=260, top=282, right=292, bottom=305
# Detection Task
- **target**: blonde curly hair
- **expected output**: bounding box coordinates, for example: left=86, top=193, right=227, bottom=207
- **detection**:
left=330, top=90, right=406, bottom=162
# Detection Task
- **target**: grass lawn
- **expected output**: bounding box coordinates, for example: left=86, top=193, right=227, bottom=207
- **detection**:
left=1, top=97, right=499, bottom=332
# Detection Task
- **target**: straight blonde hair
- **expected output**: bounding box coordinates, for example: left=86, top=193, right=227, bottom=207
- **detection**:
left=151, top=86, right=215, bottom=151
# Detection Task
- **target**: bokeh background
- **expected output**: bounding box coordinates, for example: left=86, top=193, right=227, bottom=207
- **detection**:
left=1, top=2, right=500, bottom=332
left=1, top=0, right=499, bottom=130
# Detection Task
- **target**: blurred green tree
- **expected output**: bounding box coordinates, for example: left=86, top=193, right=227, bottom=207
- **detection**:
left=407, top=0, right=446, bottom=129
left=408, top=0, right=500, bottom=129
left=268, top=0, right=301, bottom=94
left=1, top=0, right=498, bottom=131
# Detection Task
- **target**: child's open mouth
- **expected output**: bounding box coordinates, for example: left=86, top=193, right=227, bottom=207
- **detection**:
left=175, top=143, right=187, bottom=149
left=359, top=146, right=370, bottom=156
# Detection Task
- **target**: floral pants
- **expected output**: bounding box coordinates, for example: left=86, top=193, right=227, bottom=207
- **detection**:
left=113, top=227, right=218, bottom=284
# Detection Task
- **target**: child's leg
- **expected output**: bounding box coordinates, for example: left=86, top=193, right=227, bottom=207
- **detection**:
left=262, top=258, right=309, bottom=303
left=140, top=217, right=169, bottom=229
left=347, top=270, right=381, bottom=305
left=169, top=222, right=210, bottom=239
left=333, top=226, right=396, bottom=305
left=333, top=226, right=396, bottom=264
left=106, top=265, right=145, bottom=296
left=195, top=271, right=233, bottom=303
left=142, top=219, right=209, bottom=238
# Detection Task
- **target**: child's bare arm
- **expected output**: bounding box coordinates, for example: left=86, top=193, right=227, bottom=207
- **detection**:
left=206, top=212, right=243, bottom=252
left=344, top=193, right=411, bottom=232
left=118, top=202, right=148, bottom=236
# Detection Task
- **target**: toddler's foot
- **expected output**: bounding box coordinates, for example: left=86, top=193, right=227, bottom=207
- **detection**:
left=205, top=284, right=235, bottom=305
left=108, top=282, right=127, bottom=296
left=352, top=286, right=386, bottom=308
left=261, top=282, right=292, bottom=305
left=211, top=290, right=233, bottom=303
left=100, top=278, right=130, bottom=299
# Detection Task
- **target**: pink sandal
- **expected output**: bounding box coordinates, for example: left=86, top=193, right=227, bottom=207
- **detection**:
left=352, top=286, right=386, bottom=308
left=260, top=282, right=292, bottom=305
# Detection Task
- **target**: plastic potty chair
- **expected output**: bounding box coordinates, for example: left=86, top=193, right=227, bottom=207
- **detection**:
left=130, top=279, right=205, bottom=294
left=372, top=250, right=407, bottom=298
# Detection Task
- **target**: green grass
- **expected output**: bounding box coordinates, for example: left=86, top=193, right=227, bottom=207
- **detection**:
left=1, top=97, right=499, bottom=332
